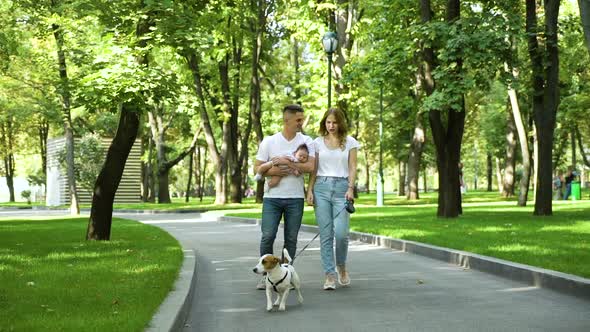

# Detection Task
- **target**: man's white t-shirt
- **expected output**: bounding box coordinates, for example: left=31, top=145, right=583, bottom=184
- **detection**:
left=314, top=136, right=360, bottom=178
left=256, top=132, right=315, bottom=198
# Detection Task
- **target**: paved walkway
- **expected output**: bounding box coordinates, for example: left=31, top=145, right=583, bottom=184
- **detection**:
left=3, top=209, right=588, bottom=331
left=130, top=212, right=589, bottom=332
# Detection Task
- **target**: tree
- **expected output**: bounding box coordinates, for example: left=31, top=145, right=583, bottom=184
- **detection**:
left=419, top=0, right=465, bottom=217
left=86, top=2, right=156, bottom=240
left=579, top=0, right=590, bottom=53
left=526, top=0, right=561, bottom=215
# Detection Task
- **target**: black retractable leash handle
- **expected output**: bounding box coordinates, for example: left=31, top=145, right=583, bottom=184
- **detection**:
left=291, top=199, right=355, bottom=263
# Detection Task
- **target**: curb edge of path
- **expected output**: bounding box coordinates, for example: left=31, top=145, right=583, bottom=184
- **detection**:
left=219, top=216, right=590, bottom=300
left=146, top=248, right=197, bottom=332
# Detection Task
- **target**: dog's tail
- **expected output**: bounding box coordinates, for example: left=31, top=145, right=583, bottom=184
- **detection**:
left=282, top=248, right=293, bottom=265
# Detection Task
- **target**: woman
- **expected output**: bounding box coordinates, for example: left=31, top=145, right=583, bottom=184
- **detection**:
left=307, top=108, right=359, bottom=290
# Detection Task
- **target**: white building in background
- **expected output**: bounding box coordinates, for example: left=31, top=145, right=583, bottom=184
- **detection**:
left=0, top=177, right=44, bottom=203
left=45, top=136, right=142, bottom=206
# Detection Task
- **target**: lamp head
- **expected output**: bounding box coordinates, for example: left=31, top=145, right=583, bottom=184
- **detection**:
left=322, top=32, right=338, bottom=54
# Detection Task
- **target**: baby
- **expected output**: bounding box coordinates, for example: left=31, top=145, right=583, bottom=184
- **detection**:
left=255, top=144, right=309, bottom=188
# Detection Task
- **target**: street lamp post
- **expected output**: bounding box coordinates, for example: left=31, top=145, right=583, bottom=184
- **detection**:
left=322, top=32, right=338, bottom=109
left=284, top=84, right=293, bottom=98
left=377, top=83, right=384, bottom=207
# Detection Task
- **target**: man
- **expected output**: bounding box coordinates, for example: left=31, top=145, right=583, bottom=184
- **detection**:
left=563, top=167, right=577, bottom=200
left=254, top=104, right=315, bottom=289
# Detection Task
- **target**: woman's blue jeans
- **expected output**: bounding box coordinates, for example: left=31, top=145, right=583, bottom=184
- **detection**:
left=260, top=198, right=304, bottom=260
left=313, top=176, right=350, bottom=276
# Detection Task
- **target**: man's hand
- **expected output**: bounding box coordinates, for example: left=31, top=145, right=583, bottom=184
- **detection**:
left=271, top=156, right=291, bottom=165
left=266, top=164, right=291, bottom=176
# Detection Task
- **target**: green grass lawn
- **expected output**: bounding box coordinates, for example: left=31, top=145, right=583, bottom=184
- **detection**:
left=226, top=198, right=590, bottom=279
left=0, top=201, right=42, bottom=208
left=0, top=216, right=183, bottom=332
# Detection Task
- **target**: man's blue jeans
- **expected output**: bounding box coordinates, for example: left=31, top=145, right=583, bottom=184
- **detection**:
left=260, top=198, right=304, bottom=260
left=313, top=176, right=350, bottom=277
left=564, top=183, right=572, bottom=200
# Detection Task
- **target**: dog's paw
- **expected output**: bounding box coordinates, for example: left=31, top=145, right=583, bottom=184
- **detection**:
left=278, top=306, right=286, bottom=312
left=297, top=296, right=304, bottom=304
left=266, top=306, right=273, bottom=312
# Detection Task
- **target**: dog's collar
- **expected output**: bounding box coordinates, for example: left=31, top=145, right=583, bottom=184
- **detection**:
left=268, top=270, right=289, bottom=293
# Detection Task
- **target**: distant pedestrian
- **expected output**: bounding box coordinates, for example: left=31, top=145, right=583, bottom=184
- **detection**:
left=563, top=167, right=577, bottom=200
left=553, top=171, right=563, bottom=200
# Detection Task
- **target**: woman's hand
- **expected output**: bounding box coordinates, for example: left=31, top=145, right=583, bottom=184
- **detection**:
left=345, top=187, right=354, bottom=201
left=306, top=191, right=314, bottom=206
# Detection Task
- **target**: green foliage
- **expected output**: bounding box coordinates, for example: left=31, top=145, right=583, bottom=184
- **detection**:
left=20, top=189, right=31, bottom=203
left=57, top=134, right=104, bottom=194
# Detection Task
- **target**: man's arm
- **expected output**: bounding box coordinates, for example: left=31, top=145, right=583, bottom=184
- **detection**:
left=278, top=156, right=315, bottom=173
left=254, top=159, right=290, bottom=176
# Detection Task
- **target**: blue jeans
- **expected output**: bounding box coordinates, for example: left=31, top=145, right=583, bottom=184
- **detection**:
left=260, top=198, right=304, bottom=260
left=313, top=176, right=350, bottom=276
left=564, top=183, right=572, bottom=200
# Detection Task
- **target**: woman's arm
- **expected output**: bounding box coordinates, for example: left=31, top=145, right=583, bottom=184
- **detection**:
left=346, top=148, right=358, bottom=201
left=306, top=152, right=319, bottom=205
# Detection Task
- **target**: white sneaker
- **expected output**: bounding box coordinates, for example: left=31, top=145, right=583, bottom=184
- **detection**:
left=337, top=265, right=351, bottom=286
left=256, top=276, right=266, bottom=290
left=323, top=274, right=336, bottom=290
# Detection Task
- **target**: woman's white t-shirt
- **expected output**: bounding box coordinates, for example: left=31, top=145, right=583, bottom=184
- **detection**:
left=314, top=136, right=360, bottom=178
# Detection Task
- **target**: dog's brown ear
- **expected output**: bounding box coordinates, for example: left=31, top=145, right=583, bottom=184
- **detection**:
left=270, top=256, right=281, bottom=267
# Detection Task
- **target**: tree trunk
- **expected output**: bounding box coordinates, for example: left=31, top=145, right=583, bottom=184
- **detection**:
left=0, top=118, right=16, bottom=202
left=486, top=153, right=493, bottom=191
left=250, top=0, right=266, bottom=203
left=2, top=153, right=15, bottom=202
left=578, top=0, right=590, bottom=53
left=502, top=106, right=516, bottom=197
left=194, top=147, right=202, bottom=200
left=185, top=145, right=193, bottom=203
left=527, top=0, right=560, bottom=215
left=576, top=126, right=590, bottom=167
left=87, top=106, right=140, bottom=240
left=141, top=135, right=153, bottom=202
left=38, top=119, right=49, bottom=191
left=506, top=56, right=532, bottom=206
left=495, top=157, right=503, bottom=194
left=407, top=114, right=425, bottom=200
left=185, top=53, right=227, bottom=204
left=51, top=20, right=79, bottom=215
left=364, top=149, right=370, bottom=194
left=157, top=130, right=200, bottom=203
left=423, top=167, right=428, bottom=193
left=398, top=161, right=406, bottom=196
left=221, top=47, right=243, bottom=203
left=200, top=146, right=208, bottom=201
left=158, top=169, right=172, bottom=203
left=572, top=130, right=577, bottom=168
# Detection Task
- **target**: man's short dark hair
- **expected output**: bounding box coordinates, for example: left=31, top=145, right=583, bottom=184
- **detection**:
left=283, top=104, right=304, bottom=115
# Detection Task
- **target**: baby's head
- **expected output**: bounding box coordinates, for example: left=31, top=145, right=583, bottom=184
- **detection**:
left=293, top=144, right=309, bottom=163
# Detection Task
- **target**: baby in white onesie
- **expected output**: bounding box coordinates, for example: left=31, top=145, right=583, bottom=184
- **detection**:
left=254, top=143, right=309, bottom=188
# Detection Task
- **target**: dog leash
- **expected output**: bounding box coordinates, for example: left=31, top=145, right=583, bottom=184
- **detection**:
left=292, top=205, right=347, bottom=262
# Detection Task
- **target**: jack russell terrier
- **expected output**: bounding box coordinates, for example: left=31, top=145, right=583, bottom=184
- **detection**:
left=252, top=248, right=303, bottom=312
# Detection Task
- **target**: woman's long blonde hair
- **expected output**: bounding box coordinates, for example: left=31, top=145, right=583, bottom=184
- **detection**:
left=319, top=108, right=348, bottom=149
